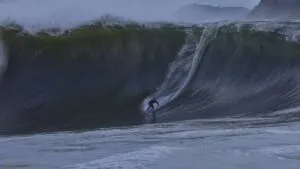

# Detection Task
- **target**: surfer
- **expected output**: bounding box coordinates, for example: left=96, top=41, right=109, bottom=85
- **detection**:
left=146, top=98, right=159, bottom=123
left=147, top=98, right=159, bottom=111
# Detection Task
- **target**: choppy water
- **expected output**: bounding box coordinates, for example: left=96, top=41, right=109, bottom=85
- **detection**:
left=1, top=119, right=300, bottom=169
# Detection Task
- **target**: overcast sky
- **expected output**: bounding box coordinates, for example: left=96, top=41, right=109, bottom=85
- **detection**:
left=0, top=0, right=261, bottom=29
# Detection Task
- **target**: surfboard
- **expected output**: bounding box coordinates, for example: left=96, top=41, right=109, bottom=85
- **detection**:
left=144, top=110, right=156, bottom=124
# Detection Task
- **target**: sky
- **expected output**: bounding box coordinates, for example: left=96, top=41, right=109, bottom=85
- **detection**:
left=0, top=0, right=261, bottom=29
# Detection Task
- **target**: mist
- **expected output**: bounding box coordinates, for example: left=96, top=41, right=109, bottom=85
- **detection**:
left=0, top=0, right=261, bottom=29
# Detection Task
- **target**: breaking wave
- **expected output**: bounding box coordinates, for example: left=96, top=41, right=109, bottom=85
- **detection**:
left=1, top=20, right=300, bottom=134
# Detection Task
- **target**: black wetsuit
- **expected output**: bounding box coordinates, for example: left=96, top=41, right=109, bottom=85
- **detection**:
left=146, top=99, right=159, bottom=123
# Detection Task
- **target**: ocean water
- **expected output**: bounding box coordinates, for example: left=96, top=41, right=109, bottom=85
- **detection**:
left=1, top=119, right=300, bottom=169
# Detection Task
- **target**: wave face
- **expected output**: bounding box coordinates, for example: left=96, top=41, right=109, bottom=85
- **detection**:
left=0, top=23, right=186, bottom=134
left=1, top=21, right=300, bottom=134
left=151, top=21, right=300, bottom=123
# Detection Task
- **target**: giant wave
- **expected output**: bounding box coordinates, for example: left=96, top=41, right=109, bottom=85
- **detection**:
left=1, top=20, right=300, bottom=135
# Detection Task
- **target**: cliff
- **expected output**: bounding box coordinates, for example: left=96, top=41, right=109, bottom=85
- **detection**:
left=249, top=0, right=300, bottom=20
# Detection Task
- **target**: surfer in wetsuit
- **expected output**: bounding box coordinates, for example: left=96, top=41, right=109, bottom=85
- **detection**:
left=146, top=98, right=159, bottom=123
left=147, top=98, right=159, bottom=111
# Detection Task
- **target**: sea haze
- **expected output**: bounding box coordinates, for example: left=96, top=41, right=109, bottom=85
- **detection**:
left=0, top=0, right=259, bottom=29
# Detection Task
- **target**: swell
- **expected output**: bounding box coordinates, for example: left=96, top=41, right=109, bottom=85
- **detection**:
left=154, top=22, right=300, bottom=123
left=0, top=22, right=186, bottom=134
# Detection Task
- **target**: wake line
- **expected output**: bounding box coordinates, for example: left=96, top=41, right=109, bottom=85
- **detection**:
left=142, top=23, right=220, bottom=111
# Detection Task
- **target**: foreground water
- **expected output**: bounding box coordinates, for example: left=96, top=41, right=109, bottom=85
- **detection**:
left=1, top=118, right=299, bottom=169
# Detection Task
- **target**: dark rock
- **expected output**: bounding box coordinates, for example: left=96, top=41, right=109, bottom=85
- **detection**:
left=249, top=0, right=300, bottom=20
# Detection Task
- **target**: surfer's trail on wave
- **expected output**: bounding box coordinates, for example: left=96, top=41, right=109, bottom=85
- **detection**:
left=142, top=23, right=220, bottom=112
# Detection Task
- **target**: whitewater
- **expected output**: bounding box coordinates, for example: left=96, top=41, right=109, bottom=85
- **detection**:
left=0, top=119, right=299, bottom=169
left=1, top=0, right=300, bottom=169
